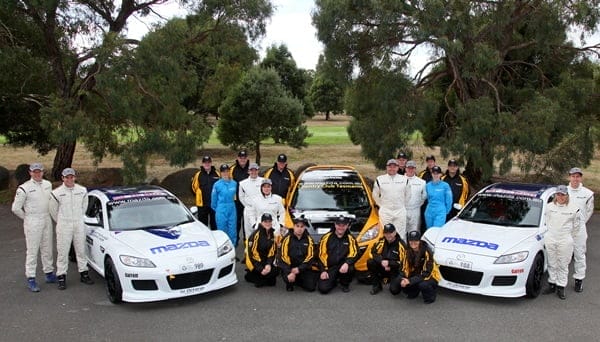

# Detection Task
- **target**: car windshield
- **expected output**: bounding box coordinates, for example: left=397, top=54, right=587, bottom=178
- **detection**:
left=290, top=172, right=370, bottom=211
left=107, top=196, right=194, bottom=231
left=457, top=194, right=542, bottom=227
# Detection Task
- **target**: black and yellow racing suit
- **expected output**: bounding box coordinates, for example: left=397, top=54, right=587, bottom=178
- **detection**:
left=191, top=167, right=220, bottom=229
left=390, top=242, right=441, bottom=302
left=317, top=230, right=358, bottom=293
left=278, top=230, right=317, bottom=291
left=367, top=233, right=405, bottom=286
left=244, top=224, right=277, bottom=286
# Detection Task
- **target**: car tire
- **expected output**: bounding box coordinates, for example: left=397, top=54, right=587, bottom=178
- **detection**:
left=525, top=253, right=544, bottom=298
left=105, top=257, right=123, bottom=304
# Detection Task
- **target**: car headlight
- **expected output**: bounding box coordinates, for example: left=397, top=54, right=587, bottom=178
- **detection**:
left=217, top=240, right=234, bottom=257
left=119, top=255, right=156, bottom=268
left=359, top=224, right=380, bottom=243
left=494, top=251, right=529, bottom=264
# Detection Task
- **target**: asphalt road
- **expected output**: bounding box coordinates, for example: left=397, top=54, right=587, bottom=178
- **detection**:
left=1, top=204, right=598, bottom=342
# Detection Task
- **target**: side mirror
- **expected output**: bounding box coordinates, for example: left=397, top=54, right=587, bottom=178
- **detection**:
left=453, top=203, right=462, bottom=210
left=84, top=216, right=102, bottom=227
left=189, top=206, right=198, bottom=215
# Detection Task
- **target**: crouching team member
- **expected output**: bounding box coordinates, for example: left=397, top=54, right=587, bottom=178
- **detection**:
left=367, top=223, right=404, bottom=295
left=390, top=230, right=440, bottom=304
left=244, top=213, right=278, bottom=287
left=317, top=216, right=358, bottom=294
left=278, top=217, right=317, bottom=292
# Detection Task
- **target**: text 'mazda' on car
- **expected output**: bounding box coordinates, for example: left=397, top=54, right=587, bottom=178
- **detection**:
left=422, top=182, right=559, bottom=298
left=282, top=165, right=382, bottom=282
left=84, top=185, right=237, bottom=304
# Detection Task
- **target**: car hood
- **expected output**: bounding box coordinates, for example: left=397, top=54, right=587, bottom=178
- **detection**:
left=112, top=222, right=219, bottom=258
left=426, top=219, right=540, bottom=257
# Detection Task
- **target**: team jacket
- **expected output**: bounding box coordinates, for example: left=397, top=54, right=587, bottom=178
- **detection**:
left=191, top=167, right=220, bottom=207
left=544, top=201, right=582, bottom=242
left=318, top=230, right=358, bottom=272
left=372, top=173, right=410, bottom=210
left=231, top=160, right=250, bottom=183
left=442, top=171, right=469, bottom=206
left=49, top=183, right=88, bottom=223
left=263, top=165, right=295, bottom=199
left=278, top=230, right=315, bottom=274
left=11, top=179, right=53, bottom=219
left=245, top=224, right=276, bottom=272
left=399, top=243, right=441, bottom=284
left=369, top=234, right=405, bottom=271
left=418, top=168, right=433, bottom=183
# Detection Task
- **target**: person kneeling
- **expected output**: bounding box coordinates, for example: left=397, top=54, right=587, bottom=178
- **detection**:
left=367, top=223, right=404, bottom=295
left=390, top=230, right=440, bottom=304
left=244, top=213, right=278, bottom=287
left=279, top=217, right=318, bottom=292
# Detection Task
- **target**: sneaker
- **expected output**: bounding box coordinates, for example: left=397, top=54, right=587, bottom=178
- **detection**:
left=58, top=275, right=66, bottom=290
left=27, top=278, right=40, bottom=292
left=45, top=272, right=57, bottom=283
left=340, top=284, right=350, bottom=293
left=556, top=286, right=566, bottom=300
left=574, top=279, right=583, bottom=293
left=80, top=271, right=94, bottom=285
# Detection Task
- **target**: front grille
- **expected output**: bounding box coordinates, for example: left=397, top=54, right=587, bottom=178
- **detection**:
left=131, top=279, right=158, bottom=291
left=167, top=269, right=214, bottom=290
left=492, top=276, right=517, bottom=286
left=440, top=266, right=483, bottom=286
left=218, top=264, right=234, bottom=278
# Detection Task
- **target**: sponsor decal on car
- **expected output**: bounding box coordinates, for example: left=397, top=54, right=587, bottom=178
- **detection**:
left=441, top=236, right=499, bottom=250
left=150, top=240, right=210, bottom=254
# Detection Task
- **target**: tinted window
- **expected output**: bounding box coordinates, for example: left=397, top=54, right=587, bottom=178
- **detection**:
left=107, top=196, right=193, bottom=231
left=458, top=194, right=542, bottom=227
left=86, top=196, right=104, bottom=226
left=290, top=172, right=370, bottom=211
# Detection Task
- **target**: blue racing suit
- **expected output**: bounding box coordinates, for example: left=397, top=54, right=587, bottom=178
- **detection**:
left=211, top=179, right=238, bottom=246
left=424, top=181, right=452, bottom=228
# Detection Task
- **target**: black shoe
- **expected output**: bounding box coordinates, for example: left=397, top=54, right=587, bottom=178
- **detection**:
left=341, top=284, right=350, bottom=293
left=286, top=283, right=294, bottom=292
left=542, top=283, right=556, bottom=295
left=424, top=298, right=436, bottom=304
left=370, top=284, right=382, bottom=295
left=58, top=275, right=66, bottom=290
left=80, top=271, right=94, bottom=285
left=574, top=279, right=583, bottom=293
left=556, top=286, right=566, bottom=300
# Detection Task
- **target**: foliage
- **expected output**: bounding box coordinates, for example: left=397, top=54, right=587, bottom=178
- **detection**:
left=217, top=67, right=308, bottom=164
left=309, top=55, right=345, bottom=120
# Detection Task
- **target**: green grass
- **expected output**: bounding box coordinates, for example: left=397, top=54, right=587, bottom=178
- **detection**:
left=207, top=126, right=352, bottom=145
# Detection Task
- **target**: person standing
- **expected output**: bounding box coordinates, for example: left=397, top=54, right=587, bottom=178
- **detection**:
left=244, top=213, right=278, bottom=287
left=542, top=185, right=582, bottom=300
left=191, top=155, right=220, bottom=230
left=566, top=167, right=594, bottom=293
left=367, top=223, right=404, bottom=295
left=238, top=163, right=263, bottom=240
left=11, top=162, right=56, bottom=292
left=278, top=217, right=317, bottom=292
left=396, top=152, right=409, bottom=175
left=424, top=166, right=452, bottom=229
left=211, top=164, right=238, bottom=247
left=231, top=150, right=250, bottom=248
left=442, top=159, right=470, bottom=221
left=405, top=160, right=427, bottom=235
left=251, top=179, right=286, bottom=237
left=418, top=155, right=437, bottom=183
left=263, top=153, right=295, bottom=199
left=317, top=216, right=358, bottom=294
left=372, top=158, right=410, bottom=239
left=389, top=230, right=441, bottom=304
left=49, top=168, right=94, bottom=290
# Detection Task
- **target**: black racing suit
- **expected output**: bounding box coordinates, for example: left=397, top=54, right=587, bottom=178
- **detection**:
left=367, top=234, right=405, bottom=289
left=191, top=166, right=220, bottom=229
left=317, top=230, right=358, bottom=293
left=278, top=230, right=317, bottom=291
left=390, top=242, right=441, bottom=303
left=244, top=224, right=277, bottom=286
left=231, top=160, right=250, bottom=244
left=442, top=171, right=470, bottom=221
left=263, top=164, right=295, bottom=199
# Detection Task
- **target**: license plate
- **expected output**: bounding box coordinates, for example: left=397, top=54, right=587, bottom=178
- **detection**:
left=317, top=228, right=330, bottom=234
left=446, top=258, right=473, bottom=270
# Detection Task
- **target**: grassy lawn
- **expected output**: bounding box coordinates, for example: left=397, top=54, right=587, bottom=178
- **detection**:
left=207, top=125, right=351, bottom=145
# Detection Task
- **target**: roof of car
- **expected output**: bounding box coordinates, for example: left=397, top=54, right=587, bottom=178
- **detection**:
left=92, top=185, right=173, bottom=201
left=481, top=182, right=555, bottom=199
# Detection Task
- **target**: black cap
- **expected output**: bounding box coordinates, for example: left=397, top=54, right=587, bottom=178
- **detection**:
left=261, top=213, right=273, bottom=222
left=396, top=152, right=408, bottom=159
left=447, top=159, right=458, bottom=166
left=201, top=155, right=212, bottom=163
left=407, top=230, right=421, bottom=241
left=277, top=154, right=287, bottom=162
left=426, top=155, right=436, bottom=161
left=431, top=166, right=442, bottom=174
left=335, top=216, right=351, bottom=225
left=383, top=223, right=396, bottom=234
left=219, top=164, right=230, bottom=171
left=293, top=217, right=309, bottom=226
left=238, top=150, right=248, bottom=157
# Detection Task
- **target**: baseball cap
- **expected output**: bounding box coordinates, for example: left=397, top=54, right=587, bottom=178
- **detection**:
left=219, top=164, right=230, bottom=171
left=261, top=213, right=273, bottom=222
left=335, top=216, right=351, bottom=225
left=555, top=185, right=569, bottom=194
left=249, top=163, right=259, bottom=170
left=238, top=150, right=248, bottom=157
left=386, top=158, right=399, bottom=166
left=407, top=230, right=421, bottom=241
left=383, top=223, right=396, bottom=234
left=293, top=217, right=309, bottom=226
left=61, top=168, right=76, bottom=177
left=447, top=159, right=458, bottom=166
left=431, top=166, right=443, bottom=174
left=396, top=152, right=408, bottom=159
left=277, top=154, right=287, bottom=162
left=406, top=160, right=417, bottom=168
left=569, top=167, right=583, bottom=175
left=201, top=155, right=212, bottom=163
left=29, top=163, right=44, bottom=171
left=426, top=155, right=436, bottom=161
left=261, top=178, right=272, bottom=186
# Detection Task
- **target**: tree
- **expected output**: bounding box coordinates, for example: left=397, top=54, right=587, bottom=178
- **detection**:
left=313, top=0, right=600, bottom=186
left=0, top=0, right=272, bottom=181
left=309, top=55, right=345, bottom=120
left=217, top=67, right=308, bottom=165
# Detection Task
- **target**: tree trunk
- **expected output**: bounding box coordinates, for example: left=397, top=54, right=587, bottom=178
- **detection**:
left=51, top=141, right=76, bottom=181
left=325, top=111, right=330, bottom=120
left=255, top=141, right=261, bottom=165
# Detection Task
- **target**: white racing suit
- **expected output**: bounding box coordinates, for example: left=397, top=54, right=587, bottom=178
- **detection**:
left=11, top=179, right=55, bottom=278
left=405, top=176, right=427, bottom=234
left=372, top=174, right=410, bottom=240
left=238, top=176, right=263, bottom=239
left=251, top=193, right=285, bottom=237
left=49, top=184, right=89, bottom=276
left=544, top=201, right=581, bottom=287
left=567, top=184, right=594, bottom=280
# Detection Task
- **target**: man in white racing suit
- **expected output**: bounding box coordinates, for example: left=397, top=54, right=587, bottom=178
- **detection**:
left=404, top=161, right=427, bottom=235
left=11, top=162, right=56, bottom=292
left=372, top=159, right=410, bottom=240
left=49, top=168, right=94, bottom=290
left=566, top=167, right=594, bottom=293
left=251, top=179, right=286, bottom=237
left=239, top=163, right=264, bottom=240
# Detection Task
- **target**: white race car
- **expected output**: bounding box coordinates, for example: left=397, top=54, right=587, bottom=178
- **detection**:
left=84, top=185, right=237, bottom=303
left=423, top=182, right=558, bottom=298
